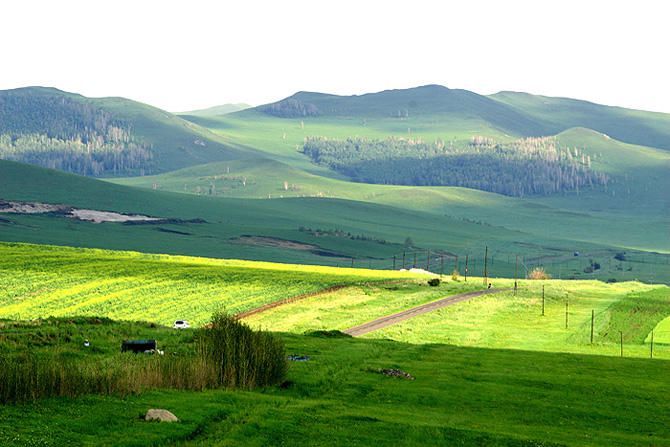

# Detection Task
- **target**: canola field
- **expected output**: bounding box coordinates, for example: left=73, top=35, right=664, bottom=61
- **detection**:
left=0, top=242, right=422, bottom=326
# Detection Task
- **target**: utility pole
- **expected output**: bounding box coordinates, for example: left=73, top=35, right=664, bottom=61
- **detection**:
left=590, top=309, right=594, bottom=344
left=403, top=252, right=406, bottom=270
left=440, top=256, right=444, bottom=277
left=393, top=254, right=396, bottom=270
left=484, top=246, right=488, bottom=286
left=427, top=249, right=431, bottom=273
left=514, top=253, right=518, bottom=296
left=465, top=255, right=469, bottom=282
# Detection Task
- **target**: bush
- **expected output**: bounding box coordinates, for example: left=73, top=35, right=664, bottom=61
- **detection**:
left=526, top=267, right=550, bottom=280
left=428, top=278, right=441, bottom=287
left=198, top=310, right=288, bottom=390
left=451, top=269, right=460, bottom=281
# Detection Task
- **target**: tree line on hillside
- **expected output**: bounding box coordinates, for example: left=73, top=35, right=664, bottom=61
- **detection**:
left=302, top=135, right=609, bottom=197
left=0, top=90, right=154, bottom=176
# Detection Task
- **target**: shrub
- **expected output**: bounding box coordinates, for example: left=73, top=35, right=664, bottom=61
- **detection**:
left=198, top=310, right=288, bottom=390
left=526, top=267, right=550, bottom=280
left=428, top=278, right=441, bottom=287
left=451, top=269, right=460, bottom=281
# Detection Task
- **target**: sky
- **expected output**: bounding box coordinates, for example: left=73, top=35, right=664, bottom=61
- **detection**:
left=2, top=0, right=668, bottom=113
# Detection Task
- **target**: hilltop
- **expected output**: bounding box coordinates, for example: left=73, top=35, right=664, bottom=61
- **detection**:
left=0, top=87, right=254, bottom=177
left=253, top=84, right=670, bottom=151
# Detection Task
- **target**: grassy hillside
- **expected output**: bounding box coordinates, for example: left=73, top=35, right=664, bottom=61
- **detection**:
left=491, top=90, right=670, bottom=151
left=8, top=158, right=670, bottom=285
left=0, top=87, right=255, bottom=176
left=5, top=322, right=670, bottom=446
left=0, top=242, right=422, bottom=326
left=534, top=127, right=670, bottom=219
left=247, top=277, right=670, bottom=358
left=109, top=150, right=670, bottom=255
left=0, top=159, right=565, bottom=269
left=260, top=85, right=545, bottom=136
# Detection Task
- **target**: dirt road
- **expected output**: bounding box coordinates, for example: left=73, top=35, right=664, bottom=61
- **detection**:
left=342, top=288, right=511, bottom=336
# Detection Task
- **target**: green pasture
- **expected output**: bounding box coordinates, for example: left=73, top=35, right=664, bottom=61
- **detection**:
left=0, top=242, right=423, bottom=326
left=2, top=322, right=670, bottom=446
left=110, top=155, right=670, bottom=255
left=2, top=242, right=670, bottom=445
left=246, top=278, right=670, bottom=360
left=110, top=122, right=670, bottom=255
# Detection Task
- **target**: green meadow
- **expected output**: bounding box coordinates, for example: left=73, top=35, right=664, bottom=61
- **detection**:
left=2, top=243, right=670, bottom=446
left=0, top=242, right=422, bottom=326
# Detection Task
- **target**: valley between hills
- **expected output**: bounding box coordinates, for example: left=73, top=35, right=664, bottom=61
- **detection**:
left=1, top=84, right=669, bottom=446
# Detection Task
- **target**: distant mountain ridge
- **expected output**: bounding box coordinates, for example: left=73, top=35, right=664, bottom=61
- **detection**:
left=2, top=84, right=670, bottom=182
left=259, top=85, right=544, bottom=137
left=255, top=84, right=670, bottom=151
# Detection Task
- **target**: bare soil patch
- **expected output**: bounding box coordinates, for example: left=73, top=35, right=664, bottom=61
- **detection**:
left=0, top=200, right=160, bottom=223
left=230, top=236, right=319, bottom=251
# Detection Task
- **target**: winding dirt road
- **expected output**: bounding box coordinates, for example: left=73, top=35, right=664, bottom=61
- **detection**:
left=342, top=288, right=511, bottom=336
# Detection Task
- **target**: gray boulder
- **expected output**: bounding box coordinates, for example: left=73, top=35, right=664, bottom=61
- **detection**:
left=145, top=409, right=179, bottom=422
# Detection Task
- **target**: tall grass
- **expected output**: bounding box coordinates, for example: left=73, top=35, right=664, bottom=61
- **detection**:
left=0, top=312, right=287, bottom=404
left=198, top=310, right=288, bottom=390
left=0, top=352, right=217, bottom=405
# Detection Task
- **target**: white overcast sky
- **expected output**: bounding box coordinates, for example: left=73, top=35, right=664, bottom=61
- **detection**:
left=2, top=0, right=668, bottom=113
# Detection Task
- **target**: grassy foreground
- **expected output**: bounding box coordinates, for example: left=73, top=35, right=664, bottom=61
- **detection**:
left=1, top=324, right=670, bottom=446
left=3, top=242, right=670, bottom=445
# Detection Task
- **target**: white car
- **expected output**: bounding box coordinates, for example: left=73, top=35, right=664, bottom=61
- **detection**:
left=173, top=320, right=190, bottom=329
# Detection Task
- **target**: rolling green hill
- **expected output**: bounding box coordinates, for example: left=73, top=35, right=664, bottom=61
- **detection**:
left=2, top=159, right=668, bottom=285
left=109, top=128, right=670, bottom=255
left=260, top=85, right=544, bottom=136
left=491, top=90, right=670, bottom=151
left=254, top=85, right=670, bottom=152
left=0, top=87, right=255, bottom=177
